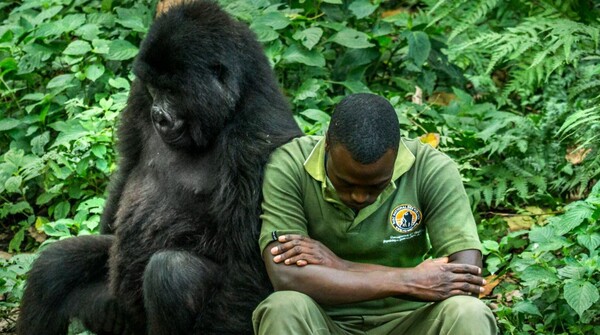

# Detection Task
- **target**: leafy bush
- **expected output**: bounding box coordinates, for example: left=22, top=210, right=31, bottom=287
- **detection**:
left=0, top=0, right=157, bottom=254
left=483, top=181, right=600, bottom=334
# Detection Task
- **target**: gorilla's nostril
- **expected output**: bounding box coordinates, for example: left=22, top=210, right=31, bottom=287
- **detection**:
left=151, top=107, right=174, bottom=128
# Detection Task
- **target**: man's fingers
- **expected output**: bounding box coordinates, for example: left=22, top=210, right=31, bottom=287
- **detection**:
left=453, top=273, right=486, bottom=285
left=272, top=243, right=315, bottom=263
left=278, top=234, right=307, bottom=243
left=444, top=263, right=481, bottom=275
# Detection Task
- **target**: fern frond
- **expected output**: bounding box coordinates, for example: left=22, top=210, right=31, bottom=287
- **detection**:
left=494, top=178, right=508, bottom=207
left=448, top=0, right=499, bottom=42
left=559, top=106, right=600, bottom=139
left=426, top=0, right=468, bottom=28
left=568, top=80, right=600, bottom=100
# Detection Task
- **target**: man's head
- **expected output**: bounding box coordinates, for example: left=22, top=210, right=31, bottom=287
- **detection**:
left=325, top=93, right=400, bottom=211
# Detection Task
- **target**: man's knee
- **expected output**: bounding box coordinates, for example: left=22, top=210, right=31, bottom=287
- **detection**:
left=438, top=296, right=497, bottom=334
left=253, top=291, right=330, bottom=335
left=254, top=291, right=319, bottom=317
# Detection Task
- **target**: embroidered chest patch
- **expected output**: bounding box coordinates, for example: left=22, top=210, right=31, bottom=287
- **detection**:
left=390, top=204, right=422, bottom=234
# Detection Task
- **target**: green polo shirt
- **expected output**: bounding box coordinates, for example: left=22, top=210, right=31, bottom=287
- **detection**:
left=259, top=135, right=482, bottom=316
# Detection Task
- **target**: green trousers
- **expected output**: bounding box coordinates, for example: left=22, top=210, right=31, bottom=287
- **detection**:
left=252, top=291, right=498, bottom=335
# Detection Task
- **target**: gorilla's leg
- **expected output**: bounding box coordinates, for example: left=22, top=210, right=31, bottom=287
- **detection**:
left=143, top=250, right=219, bottom=335
left=17, top=235, right=126, bottom=335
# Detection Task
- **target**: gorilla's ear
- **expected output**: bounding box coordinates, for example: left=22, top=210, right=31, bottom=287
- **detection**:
left=210, top=63, right=228, bottom=84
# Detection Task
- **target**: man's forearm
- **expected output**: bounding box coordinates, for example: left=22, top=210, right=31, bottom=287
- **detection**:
left=266, top=260, right=408, bottom=305
left=263, top=242, right=485, bottom=305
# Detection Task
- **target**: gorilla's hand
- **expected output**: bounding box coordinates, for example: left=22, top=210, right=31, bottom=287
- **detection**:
left=269, top=234, right=348, bottom=269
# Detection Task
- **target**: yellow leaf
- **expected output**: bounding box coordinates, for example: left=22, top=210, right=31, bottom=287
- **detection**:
left=419, top=133, right=440, bottom=148
left=565, top=147, right=591, bottom=165
left=503, top=215, right=535, bottom=231
left=428, top=92, right=457, bottom=106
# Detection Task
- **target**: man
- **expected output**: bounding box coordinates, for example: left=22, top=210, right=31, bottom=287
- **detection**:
left=253, top=93, right=497, bottom=334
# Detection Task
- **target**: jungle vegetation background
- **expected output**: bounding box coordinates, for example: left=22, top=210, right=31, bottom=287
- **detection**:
left=0, top=0, right=599, bottom=333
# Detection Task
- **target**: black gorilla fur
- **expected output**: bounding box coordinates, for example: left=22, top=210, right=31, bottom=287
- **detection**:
left=17, top=1, right=302, bottom=334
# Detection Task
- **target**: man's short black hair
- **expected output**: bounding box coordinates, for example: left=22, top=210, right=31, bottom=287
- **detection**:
left=327, top=93, right=400, bottom=164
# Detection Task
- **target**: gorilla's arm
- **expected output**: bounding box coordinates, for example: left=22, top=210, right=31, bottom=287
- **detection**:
left=100, top=82, right=148, bottom=234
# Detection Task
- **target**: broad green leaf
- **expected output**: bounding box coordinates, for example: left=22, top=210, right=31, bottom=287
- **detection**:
left=8, top=227, right=25, bottom=253
left=92, top=39, right=110, bottom=54
left=3, top=150, right=25, bottom=167
left=0, top=118, right=21, bottom=131
left=5, top=176, right=22, bottom=193
left=47, top=74, right=75, bottom=90
left=37, top=192, right=59, bottom=206
left=21, top=93, right=46, bottom=101
left=31, top=131, right=50, bottom=156
left=294, top=79, right=321, bottom=102
left=35, top=22, right=64, bottom=38
left=43, top=220, right=72, bottom=237
left=528, top=225, right=566, bottom=251
left=512, top=301, right=542, bottom=317
left=77, top=197, right=105, bottom=214
left=251, top=24, right=279, bottom=42
left=282, top=43, right=325, bottom=67
left=339, top=80, right=371, bottom=93
left=323, top=0, right=342, bottom=3
left=558, top=266, right=586, bottom=280
left=406, top=31, right=431, bottom=68
left=54, top=201, right=71, bottom=220
left=349, top=0, right=378, bottom=19
left=577, top=233, right=600, bottom=252
left=116, top=7, right=150, bottom=32
left=293, top=27, right=323, bottom=50
left=49, top=121, right=89, bottom=149
left=58, top=14, right=86, bottom=33
left=253, top=12, right=289, bottom=30
left=108, top=77, right=130, bottom=90
left=331, top=28, right=374, bottom=49
left=75, top=23, right=102, bottom=41
left=34, top=6, right=63, bottom=24
left=106, top=40, right=138, bottom=61
left=300, top=109, right=330, bottom=124
left=91, top=144, right=107, bottom=158
left=564, top=280, right=600, bottom=318
left=9, top=202, right=32, bottom=215
left=520, top=265, right=557, bottom=284
left=116, top=16, right=146, bottom=33
left=63, top=40, right=92, bottom=56
left=555, top=201, right=595, bottom=235
left=485, top=256, right=502, bottom=274
left=85, top=63, right=105, bottom=82
left=482, top=240, right=499, bottom=252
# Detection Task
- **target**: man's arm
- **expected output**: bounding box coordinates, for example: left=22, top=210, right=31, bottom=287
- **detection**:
left=263, top=235, right=485, bottom=305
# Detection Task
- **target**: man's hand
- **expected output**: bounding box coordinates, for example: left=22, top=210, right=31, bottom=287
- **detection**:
left=401, top=257, right=485, bottom=301
left=270, top=234, right=348, bottom=269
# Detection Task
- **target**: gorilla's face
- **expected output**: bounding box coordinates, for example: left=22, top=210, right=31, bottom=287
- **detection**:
left=139, top=61, right=239, bottom=151
left=133, top=8, right=243, bottom=151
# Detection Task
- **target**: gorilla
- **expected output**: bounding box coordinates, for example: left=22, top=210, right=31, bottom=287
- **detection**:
left=16, top=1, right=302, bottom=334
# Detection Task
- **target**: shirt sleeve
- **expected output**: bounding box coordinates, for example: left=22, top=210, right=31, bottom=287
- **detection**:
left=258, top=147, right=309, bottom=253
left=418, top=148, right=482, bottom=257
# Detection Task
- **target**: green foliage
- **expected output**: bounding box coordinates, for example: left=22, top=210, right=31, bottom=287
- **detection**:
left=0, top=0, right=156, bottom=254
left=488, top=181, right=600, bottom=334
